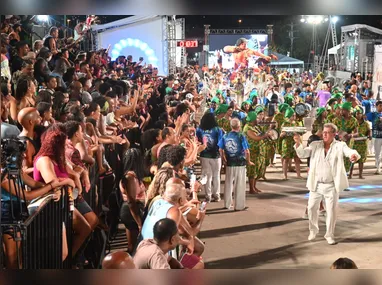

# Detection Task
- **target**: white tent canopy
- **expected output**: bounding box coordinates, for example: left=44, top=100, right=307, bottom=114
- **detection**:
left=268, top=52, right=304, bottom=66
left=328, top=44, right=341, bottom=55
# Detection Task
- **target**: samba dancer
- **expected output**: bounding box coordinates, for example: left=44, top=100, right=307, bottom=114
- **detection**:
left=274, top=103, right=289, bottom=158
left=311, top=107, right=328, bottom=138
left=243, top=110, right=268, bottom=193
left=280, top=108, right=303, bottom=180
left=349, top=107, right=371, bottom=179
left=216, top=104, right=232, bottom=133
left=332, top=102, right=359, bottom=173
left=258, top=108, right=276, bottom=179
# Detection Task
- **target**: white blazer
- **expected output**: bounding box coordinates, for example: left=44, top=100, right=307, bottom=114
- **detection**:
left=294, top=140, right=360, bottom=193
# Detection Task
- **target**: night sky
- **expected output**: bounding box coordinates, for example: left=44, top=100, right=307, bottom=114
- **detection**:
left=50, top=15, right=382, bottom=60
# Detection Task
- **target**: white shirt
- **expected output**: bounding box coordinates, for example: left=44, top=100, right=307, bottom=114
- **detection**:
left=315, top=147, right=334, bottom=183
left=295, top=140, right=360, bottom=193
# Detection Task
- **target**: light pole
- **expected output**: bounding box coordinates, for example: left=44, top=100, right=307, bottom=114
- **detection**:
left=301, top=15, right=326, bottom=75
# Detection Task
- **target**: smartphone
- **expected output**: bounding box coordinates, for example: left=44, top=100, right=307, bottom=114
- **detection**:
left=200, top=201, right=207, bottom=211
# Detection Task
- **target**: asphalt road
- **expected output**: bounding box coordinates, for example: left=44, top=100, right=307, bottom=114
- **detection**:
left=200, top=151, right=382, bottom=269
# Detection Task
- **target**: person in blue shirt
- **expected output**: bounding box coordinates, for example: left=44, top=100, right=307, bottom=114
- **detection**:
left=366, top=100, right=382, bottom=174
left=362, top=91, right=375, bottom=116
left=218, top=118, right=253, bottom=211
left=196, top=112, right=224, bottom=202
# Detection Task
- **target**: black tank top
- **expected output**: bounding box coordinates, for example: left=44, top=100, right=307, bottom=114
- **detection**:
left=43, top=36, right=54, bottom=50
left=18, top=136, right=40, bottom=159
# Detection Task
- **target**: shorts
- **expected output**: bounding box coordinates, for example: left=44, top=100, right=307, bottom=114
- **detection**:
left=180, top=253, right=201, bottom=269
left=76, top=197, right=93, bottom=215
left=120, top=201, right=144, bottom=231
left=1, top=200, right=26, bottom=223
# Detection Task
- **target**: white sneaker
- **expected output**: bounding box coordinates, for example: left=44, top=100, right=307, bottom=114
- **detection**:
left=308, top=232, right=317, bottom=241
left=211, top=195, right=221, bottom=202
left=326, top=237, right=336, bottom=245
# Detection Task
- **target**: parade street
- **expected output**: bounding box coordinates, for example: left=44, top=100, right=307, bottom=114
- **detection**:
left=201, top=153, right=382, bottom=269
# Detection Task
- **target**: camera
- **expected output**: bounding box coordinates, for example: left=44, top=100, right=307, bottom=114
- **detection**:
left=1, top=138, right=27, bottom=171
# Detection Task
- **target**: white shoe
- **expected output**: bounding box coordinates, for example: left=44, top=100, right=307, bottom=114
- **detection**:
left=326, top=237, right=336, bottom=245
left=211, top=194, right=221, bottom=202
left=308, top=232, right=317, bottom=241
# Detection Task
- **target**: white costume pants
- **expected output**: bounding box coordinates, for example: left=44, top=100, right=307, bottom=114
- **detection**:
left=374, top=138, right=382, bottom=169
left=307, top=183, right=339, bottom=239
left=200, top=157, right=222, bottom=199
left=224, top=166, right=247, bottom=210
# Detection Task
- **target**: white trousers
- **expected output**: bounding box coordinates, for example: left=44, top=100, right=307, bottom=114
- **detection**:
left=224, top=166, right=247, bottom=210
left=374, top=138, right=382, bottom=169
left=200, top=157, right=222, bottom=198
left=368, top=138, right=375, bottom=155
left=307, top=183, right=339, bottom=239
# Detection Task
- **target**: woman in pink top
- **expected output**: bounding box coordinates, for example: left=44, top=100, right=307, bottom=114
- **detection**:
left=33, top=128, right=92, bottom=265
left=119, top=148, right=147, bottom=254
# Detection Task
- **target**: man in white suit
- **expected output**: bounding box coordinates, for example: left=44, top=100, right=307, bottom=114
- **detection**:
left=293, top=123, right=360, bottom=245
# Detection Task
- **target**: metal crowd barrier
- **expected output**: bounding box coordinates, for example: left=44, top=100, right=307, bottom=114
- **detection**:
left=1, top=189, right=73, bottom=269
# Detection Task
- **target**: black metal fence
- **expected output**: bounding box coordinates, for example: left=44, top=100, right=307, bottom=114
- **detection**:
left=1, top=189, right=73, bottom=269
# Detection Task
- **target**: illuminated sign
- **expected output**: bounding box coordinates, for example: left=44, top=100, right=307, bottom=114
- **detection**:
left=177, top=40, right=198, bottom=48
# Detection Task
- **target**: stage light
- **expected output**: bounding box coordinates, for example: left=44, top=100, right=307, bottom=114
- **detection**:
left=324, top=17, right=329, bottom=22
left=111, top=38, right=158, bottom=64
left=114, top=43, right=122, bottom=51
left=238, top=19, right=242, bottom=23
left=331, top=16, right=339, bottom=24
left=37, top=15, right=49, bottom=22
left=120, top=40, right=127, bottom=47
left=300, top=18, right=306, bottom=23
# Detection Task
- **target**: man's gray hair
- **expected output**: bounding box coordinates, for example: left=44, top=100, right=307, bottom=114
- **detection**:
left=230, top=118, right=241, bottom=130
left=324, top=123, right=338, bottom=133
left=163, top=183, right=185, bottom=203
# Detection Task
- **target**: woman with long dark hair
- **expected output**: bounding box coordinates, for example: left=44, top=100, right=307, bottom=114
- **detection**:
left=196, top=112, right=224, bottom=202
left=10, top=77, right=36, bottom=121
left=119, top=148, right=147, bottom=254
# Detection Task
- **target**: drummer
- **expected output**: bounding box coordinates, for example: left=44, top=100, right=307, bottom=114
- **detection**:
left=243, top=110, right=268, bottom=193
left=208, top=97, right=220, bottom=113
left=328, top=103, right=342, bottom=123
left=333, top=102, right=359, bottom=172
left=216, top=104, right=233, bottom=133
left=284, top=94, right=294, bottom=107
left=257, top=107, right=277, bottom=178
left=280, top=107, right=303, bottom=180
left=331, top=92, right=343, bottom=104
left=311, top=107, right=328, bottom=138
left=274, top=103, right=289, bottom=156
left=349, top=106, right=371, bottom=179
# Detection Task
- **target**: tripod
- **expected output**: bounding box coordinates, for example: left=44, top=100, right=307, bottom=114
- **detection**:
left=0, top=167, right=29, bottom=269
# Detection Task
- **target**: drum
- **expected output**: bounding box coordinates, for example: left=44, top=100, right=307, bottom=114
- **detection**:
left=282, top=127, right=307, bottom=136
left=353, top=137, right=368, bottom=141
left=295, top=103, right=309, bottom=117
left=267, top=129, right=279, bottom=141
